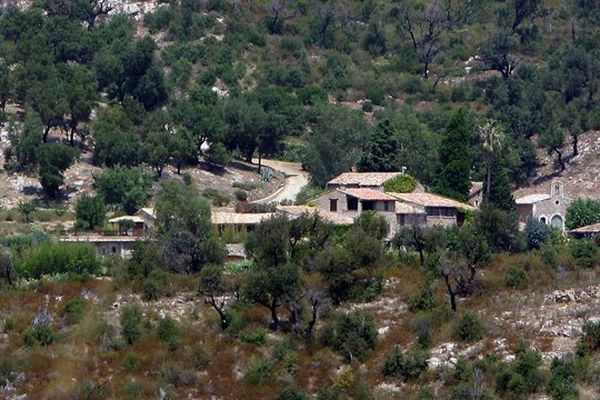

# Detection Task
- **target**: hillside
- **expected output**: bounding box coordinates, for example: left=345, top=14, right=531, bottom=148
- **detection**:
left=2, top=1, right=600, bottom=400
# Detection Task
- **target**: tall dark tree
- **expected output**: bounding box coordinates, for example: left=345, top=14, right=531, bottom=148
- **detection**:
left=484, top=154, right=515, bottom=212
left=358, top=120, right=399, bottom=172
left=434, top=109, right=473, bottom=201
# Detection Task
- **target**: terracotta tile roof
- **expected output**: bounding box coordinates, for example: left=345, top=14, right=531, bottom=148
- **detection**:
left=388, top=192, right=475, bottom=210
left=328, top=172, right=402, bottom=187
left=339, top=188, right=398, bottom=201
left=469, top=181, right=483, bottom=197
left=515, top=194, right=551, bottom=204
left=570, top=222, right=600, bottom=234
left=394, top=202, right=426, bottom=214
left=276, top=205, right=354, bottom=225
left=211, top=212, right=274, bottom=225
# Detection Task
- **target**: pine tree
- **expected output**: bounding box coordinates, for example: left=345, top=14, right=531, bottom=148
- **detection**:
left=434, top=109, right=472, bottom=201
left=484, top=154, right=515, bottom=212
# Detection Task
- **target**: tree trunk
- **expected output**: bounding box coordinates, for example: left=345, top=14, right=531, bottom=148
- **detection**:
left=443, top=274, right=457, bottom=312
left=485, top=162, right=492, bottom=200
left=43, top=125, right=51, bottom=143
left=418, top=249, right=424, bottom=266
left=571, top=134, right=578, bottom=157
left=176, top=161, right=181, bottom=175
left=555, top=149, right=566, bottom=171
left=258, top=153, right=262, bottom=174
left=269, top=299, right=279, bottom=330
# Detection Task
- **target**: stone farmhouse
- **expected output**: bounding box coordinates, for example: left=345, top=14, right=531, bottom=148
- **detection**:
left=515, top=181, right=571, bottom=231
left=310, top=172, right=474, bottom=236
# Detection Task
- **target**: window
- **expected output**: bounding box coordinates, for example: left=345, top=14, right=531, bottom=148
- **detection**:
left=112, top=246, right=117, bottom=254
left=347, top=197, right=358, bottom=211
left=398, top=214, right=405, bottom=226
left=329, top=199, right=338, bottom=212
left=362, top=201, right=375, bottom=211
left=540, top=217, right=546, bottom=224
left=555, top=200, right=560, bottom=205
left=384, top=201, right=390, bottom=211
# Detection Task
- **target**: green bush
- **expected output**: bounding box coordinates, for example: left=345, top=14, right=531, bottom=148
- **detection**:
left=524, top=218, right=549, bottom=249
left=240, top=327, right=267, bottom=345
left=18, top=242, right=100, bottom=279
left=122, top=352, right=139, bottom=372
left=547, top=357, right=578, bottom=400
left=23, top=324, right=54, bottom=346
left=191, top=343, right=210, bottom=369
left=411, top=313, right=434, bottom=348
left=142, top=269, right=170, bottom=301
left=382, top=346, right=428, bottom=381
left=321, top=311, right=378, bottom=362
left=202, top=188, right=230, bottom=207
left=569, top=239, right=597, bottom=268
left=505, top=266, right=528, bottom=289
left=581, top=320, right=600, bottom=352
left=63, top=298, right=87, bottom=324
left=245, top=358, right=274, bottom=386
left=0, top=359, right=18, bottom=387
left=156, top=316, right=180, bottom=350
left=234, top=189, right=248, bottom=202
left=408, top=281, right=435, bottom=312
left=453, top=312, right=484, bottom=342
left=383, top=174, right=417, bottom=193
left=121, top=304, right=143, bottom=345
left=3, top=316, right=16, bottom=332
left=496, top=348, right=544, bottom=396
left=273, top=386, right=310, bottom=400
left=361, top=100, right=373, bottom=112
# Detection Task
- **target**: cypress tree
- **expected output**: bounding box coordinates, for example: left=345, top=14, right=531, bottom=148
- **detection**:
left=434, top=109, right=472, bottom=201
left=484, top=153, right=515, bottom=212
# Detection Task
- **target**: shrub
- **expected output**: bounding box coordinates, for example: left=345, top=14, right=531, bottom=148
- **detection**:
left=581, top=319, right=600, bottom=352
left=547, top=357, right=578, bottom=400
left=156, top=316, right=180, bottom=350
left=383, top=174, right=417, bottom=193
left=411, top=313, right=434, bottom=348
left=273, top=386, right=310, bottom=400
left=382, top=346, right=428, bottom=381
left=0, top=359, right=18, bottom=387
left=182, top=172, right=192, bottom=185
left=202, top=188, right=230, bottom=207
left=569, top=239, right=597, bottom=268
left=240, top=327, right=267, bottom=345
left=23, top=324, right=54, bottom=346
left=191, top=343, right=209, bottom=369
left=121, top=304, right=143, bottom=345
left=321, top=311, right=378, bottom=362
left=361, top=101, right=373, bottom=113
left=142, top=269, right=170, bottom=301
left=453, top=312, right=484, bottom=342
left=3, top=316, right=16, bottom=332
left=234, top=189, right=248, bottom=202
left=245, top=358, right=274, bottom=386
left=505, top=266, right=528, bottom=289
left=122, top=352, right=139, bottom=372
left=17, top=242, right=100, bottom=279
left=63, top=298, right=87, bottom=324
left=408, top=281, right=435, bottom=312
left=524, top=218, right=549, bottom=249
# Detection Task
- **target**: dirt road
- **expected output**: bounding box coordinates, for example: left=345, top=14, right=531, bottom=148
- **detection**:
left=252, top=159, right=309, bottom=204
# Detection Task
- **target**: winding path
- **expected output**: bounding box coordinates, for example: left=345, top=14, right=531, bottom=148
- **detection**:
left=251, top=159, right=309, bottom=204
